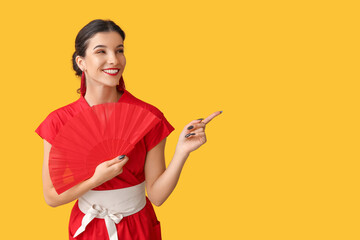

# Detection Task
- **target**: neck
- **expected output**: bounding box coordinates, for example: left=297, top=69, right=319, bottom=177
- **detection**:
left=84, top=85, right=122, bottom=107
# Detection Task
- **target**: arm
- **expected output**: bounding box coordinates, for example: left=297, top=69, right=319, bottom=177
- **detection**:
left=144, top=111, right=222, bottom=207
left=42, top=139, right=129, bottom=207
left=144, top=138, right=189, bottom=207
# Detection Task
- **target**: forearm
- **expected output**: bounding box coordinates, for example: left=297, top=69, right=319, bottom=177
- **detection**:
left=147, top=150, right=189, bottom=206
left=45, top=177, right=97, bottom=207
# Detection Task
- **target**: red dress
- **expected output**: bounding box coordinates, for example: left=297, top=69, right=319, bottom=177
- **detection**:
left=35, top=89, right=175, bottom=240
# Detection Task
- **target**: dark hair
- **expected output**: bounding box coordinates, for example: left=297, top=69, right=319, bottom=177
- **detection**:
left=72, top=19, right=126, bottom=94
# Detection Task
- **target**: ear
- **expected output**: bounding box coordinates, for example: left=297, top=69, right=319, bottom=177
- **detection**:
left=75, top=55, right=86, bottom=71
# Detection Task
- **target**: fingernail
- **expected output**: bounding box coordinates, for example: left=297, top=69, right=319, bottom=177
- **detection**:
left=197, top=118, right=204, bottom=121
left=118, top=155, right=125, bottom=160
left=187, top=125, right=194, bottom=130
left=220, top=111, right=223, bottom=113
left=185, top=133, right=196, bottom=138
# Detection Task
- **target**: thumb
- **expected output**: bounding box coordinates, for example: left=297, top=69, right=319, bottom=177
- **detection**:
left=117, top=155, right=129, bottom=167
left=108, top=155, right=129, bottom=166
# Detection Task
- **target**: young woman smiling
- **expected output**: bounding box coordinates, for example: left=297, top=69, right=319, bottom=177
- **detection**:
left=35, top=19, right=222, bottom=240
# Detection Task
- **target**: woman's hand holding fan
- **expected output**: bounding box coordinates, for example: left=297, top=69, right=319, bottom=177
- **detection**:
left=91, top=155, right=129, bottom=187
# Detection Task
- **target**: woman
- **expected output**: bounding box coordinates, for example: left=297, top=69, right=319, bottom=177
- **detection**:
left=35, top=19, right=222, bottom=240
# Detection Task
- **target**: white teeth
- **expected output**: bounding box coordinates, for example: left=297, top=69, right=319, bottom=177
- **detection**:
left=103, top=69, right=119, bottom=74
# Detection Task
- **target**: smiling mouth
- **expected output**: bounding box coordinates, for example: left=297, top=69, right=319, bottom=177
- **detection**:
left=102, top=69, right=120, bottom=76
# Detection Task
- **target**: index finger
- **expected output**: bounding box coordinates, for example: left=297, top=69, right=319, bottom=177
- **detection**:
left=201, top=111, right=222, bottom=125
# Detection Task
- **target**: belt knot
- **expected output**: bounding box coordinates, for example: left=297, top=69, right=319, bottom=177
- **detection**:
left=89, top=204, right=124, bottom=223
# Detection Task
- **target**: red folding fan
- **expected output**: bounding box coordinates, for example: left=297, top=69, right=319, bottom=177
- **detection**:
left=49, top=102, right=161, bottom=195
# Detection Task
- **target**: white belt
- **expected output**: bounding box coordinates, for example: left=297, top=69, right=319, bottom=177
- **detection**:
left=73, top=181, right=146, bottom=240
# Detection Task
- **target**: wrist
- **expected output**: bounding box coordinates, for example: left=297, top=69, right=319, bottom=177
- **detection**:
left=174, top=148, right=190, bottom=159
left=87, top=176, right=100, bottom=189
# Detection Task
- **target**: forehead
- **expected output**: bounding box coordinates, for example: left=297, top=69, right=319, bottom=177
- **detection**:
left=87, top=31, right=124, bottom=49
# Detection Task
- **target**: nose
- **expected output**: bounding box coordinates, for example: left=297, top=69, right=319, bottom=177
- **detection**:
left=107, top=52, right=119, bottom=65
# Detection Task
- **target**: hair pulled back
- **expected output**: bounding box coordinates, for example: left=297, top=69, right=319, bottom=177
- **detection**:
left=72, top=19, right=126, bottom=93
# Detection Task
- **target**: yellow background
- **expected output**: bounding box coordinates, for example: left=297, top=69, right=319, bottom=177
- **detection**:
left=1, top=0, right=359, bottom=239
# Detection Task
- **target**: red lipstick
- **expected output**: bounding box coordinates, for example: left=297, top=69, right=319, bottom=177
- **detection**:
left=102, top=68, right=120, bottom=76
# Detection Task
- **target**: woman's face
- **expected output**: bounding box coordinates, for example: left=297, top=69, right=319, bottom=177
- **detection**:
left=76, top=31, right=126, bottom=89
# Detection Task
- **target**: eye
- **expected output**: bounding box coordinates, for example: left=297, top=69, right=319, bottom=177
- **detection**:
left=96, top=50, right=105, bottom=54
left=117, top=49, right=124, bottom=53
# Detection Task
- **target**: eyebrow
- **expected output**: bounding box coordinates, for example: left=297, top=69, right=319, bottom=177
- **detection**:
left=93, top=44, right=124, bottom=50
